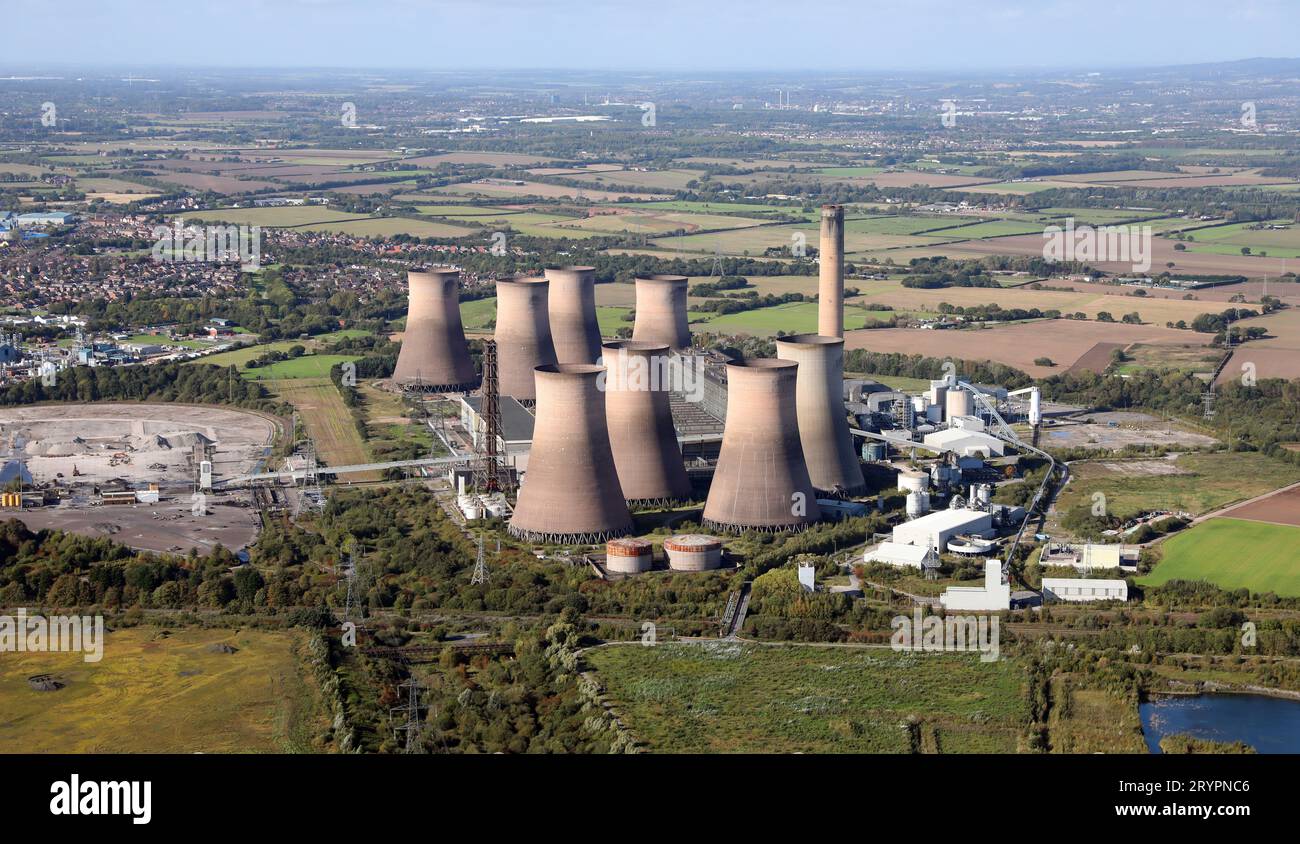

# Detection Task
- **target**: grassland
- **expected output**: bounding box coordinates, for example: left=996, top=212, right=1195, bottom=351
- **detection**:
left=1179, top=220, right=1300, bottom=259
left=264, top=377, right=373, bottom=473
left=695, top=301, right=877, bottom=334
left=242, top=353, right=360, bottom=381
left=1055, top=452, right=1300, bottom=521
left=0, top=626, right=323, bottom=753
left=586, top=642, right=1028, bottom=753
left=1139, top=518, right=1300, bottom=597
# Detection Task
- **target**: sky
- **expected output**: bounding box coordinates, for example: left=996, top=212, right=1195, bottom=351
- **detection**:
left=2, top=0, right=1298, bottom=71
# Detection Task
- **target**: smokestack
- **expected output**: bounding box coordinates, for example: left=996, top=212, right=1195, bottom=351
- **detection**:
left=601, top=340, right=692, bottom=504
left=632, top=275, right=691, bottom=349
left=775, top=334, right=865, bottom=495
left=508, top=364, right=633, bottom=543
left=392, top=269, right=477, bottom=391
left=818, top=204, right=844, bottom=338
left=703, top=359, right=820, bottom=533
left=545, top=265, right=602, bottom=365
left=494, top=275, right=557, bottom=402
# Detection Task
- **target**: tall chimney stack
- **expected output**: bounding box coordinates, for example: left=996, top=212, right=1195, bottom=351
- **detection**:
left=703, top=359, right=820, bottom=533
left=545, top=265, right=602, bottom=365
left=508, top=364, right=634, bottom=544
left=632, top=274, right=691, bottom=349
left=601, top=340, right=692, bottom=504
left=494, top=275, right=556, bottom=402
left=818, top=204, right=845, bottom=338
left=775, top=334, right=865, bottom=495
left=392, top=269, right=477, bottom=391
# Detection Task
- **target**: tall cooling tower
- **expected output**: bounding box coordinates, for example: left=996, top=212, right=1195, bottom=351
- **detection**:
left=775, top=334, right=865, bottom=495
left=703, top=359, right=820, bottom=533
left=545, top=265, right=602, bottom=365
left=632, top=275, right=691, bottom=349
left=818, top=204, right=845, bottom=338
left=392, top=269, right=477, bottom=391
left=602, top=340, right=692, bottom=505
left=494, top=275, right=557, bottom=402
left=508, top=364, right=633, bottom=544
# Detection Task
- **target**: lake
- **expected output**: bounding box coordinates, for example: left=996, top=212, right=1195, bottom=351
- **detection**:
left=1141, top=694, right=1300, bottom=754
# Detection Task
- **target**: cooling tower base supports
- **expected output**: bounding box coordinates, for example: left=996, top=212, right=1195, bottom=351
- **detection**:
left=628, top=496, right=691, bottom=510
left=702, top=518, right=812, bottom=536
left=507, top=525, right=631, bottom=545
left=396, top=379, right=480, bottom=394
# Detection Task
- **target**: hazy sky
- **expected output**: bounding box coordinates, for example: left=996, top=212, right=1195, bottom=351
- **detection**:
left=3, top=0, right=1297, bottom=71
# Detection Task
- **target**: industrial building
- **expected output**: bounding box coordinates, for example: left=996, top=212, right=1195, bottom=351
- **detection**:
left=891, top=506, right=995, bottom=552
left=923, top=425, right=1007, bottom=459
left=703, top=359, right=820, bottom=533
left=665, top=534, right=723, bottom=571
left=392, top=269, right=478, bottom=392
left=940, top=559, right=1011, bottom=611
left=864, top=541, right=939, bottom=569
left=494, top=275, right=557, bottom=402
left=1041, top=578, right=1129, bottom=602
left=632, top=275, right=691, bottom=349
left=545, top=266, right=602, bottom=365
left=1038, top=543, right=1138, bottom=572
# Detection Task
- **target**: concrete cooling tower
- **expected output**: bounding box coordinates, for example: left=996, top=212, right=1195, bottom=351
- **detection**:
left=703, top=359, right=820, bottom=533
left=601, top=340, right=692, bottom=505
left=494, top=275, right=557, bottom=401
left=392, top=269, right=477, bottom=391
left=632, top=275, right=691, bottom=349
left=775, top=334, right=865, bottom=495
left=508, top=364, right=634, bottom=544
left=545, top=266, right=602, bottom=365
left=818, top=205, right=845, bottom=339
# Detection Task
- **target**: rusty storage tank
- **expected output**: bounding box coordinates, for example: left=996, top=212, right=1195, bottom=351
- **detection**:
left=601, top=340, right=692, bottom=505
left=945, top=388, right=974, bottom=420
left=702, top=358, right=820, bottom=533
left=606, top=537, right=653, bottom=574
left=632, top=274, right=691, bottom=349
left=494, top=275, right=557, bottom=401
left=818, top=205, right=845, bottom=338
left=665, top=534, right=723, bottom=571
left=775, top=334, right=865, bottom=495
left=545, top=265, right=602, bottom=365
left=508, top=364, right=633, bottom=544
left=392, top=269, right=478, bottom=391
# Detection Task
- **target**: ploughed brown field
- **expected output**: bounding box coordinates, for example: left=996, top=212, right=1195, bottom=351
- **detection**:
left=1218, top=485, right=1300, bottom=527
left=1216, top=348, right=1300, bottom=384
left=941, top=234, right=1297, bottom=276
left=843, top=319, right=1198, bottom=378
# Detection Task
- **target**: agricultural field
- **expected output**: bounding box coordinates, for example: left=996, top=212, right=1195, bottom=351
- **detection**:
left=241, top=353, right=360, bottom=381
left=1178, top=220, right=1300, bottom=259
left=264, top=377, right=374, bottom=473
left=1055, top=453, right=1300, bottom=522
left=183, top=207, right=374, bottom=228
left=0, top=626, right=324, bottom=753
left=1114, top=342, right=1224, bottom=376
left=586, top=642, right=1029, bottom=753
left=295, top=217, right=476, bottom=239
left=459, top=297, right=497, bottom=331
left=694, top=301, right=876, bottom=335
left=1139, top=518, right=1300, bottom=597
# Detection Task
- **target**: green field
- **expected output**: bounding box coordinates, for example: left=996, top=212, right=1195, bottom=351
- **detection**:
left=243, top=353, right=360, bottom=380
left=1178, top=220, right=1300, bottom=259
left=1140, top=518, right=1300, bottom=597
left=0, top=626, right=323, bottom=753
left=697, top=301, right=875, bottom=334
left=586, top=642, right=1029, bottom=753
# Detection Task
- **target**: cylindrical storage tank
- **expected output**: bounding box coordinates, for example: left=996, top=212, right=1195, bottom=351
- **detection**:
left=508, top=364, right=633, bottom=544
left=665, top=534, right=723, bottom=571
left=606, top=538, right=653, bottom=574
left=818, top=205, right=844, bottom=338
left=946, top=389, right=973, bottom=420
left=632, top=275, right=691, bottom=349
left=905, top=490, right=928, bottom=519
left=601, top=340, right=692, bottom=504
left=545, top=266, right=602, bottom=365
left=392, top=269, right=478, bottom=391
left=911, top=395, right=928, bottom=414
left=976, top=483, right=992, bottom=508
left=863, top=442, right=887, bottom=462
left=703, top=359, right=820, bottom=533
left=897, top=470, right=929, bottom=493
left=494, top=275, right=557, bottom=401
left=775, top=334, right=865, bottom=495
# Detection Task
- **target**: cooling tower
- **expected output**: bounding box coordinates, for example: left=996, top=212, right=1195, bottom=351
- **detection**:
left=703, top=359, right=821, bottom=533
left=392, top=269, right=477, bottom=391
left=508, top=364, right=634, bottom=544
left=494, top=275, right=557, bottom=401
left=545, top=265, right=602, bottom=365
left=632, top=275, right=691, bottom=349
left=601, top=340, right=692, bottom=505
left=775, top=334, right=866, bottom=495
left=818, top=204, right=845, bottom=338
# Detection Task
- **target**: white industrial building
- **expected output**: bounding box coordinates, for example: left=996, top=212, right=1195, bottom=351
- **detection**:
left=891, top=506, right=995, bottom=552
left=923, top=426, right=1006, bottom=458
left=864, top=541, right=939, bottom=568
left=1038, top=543, right=1138, bottom=572
left=940, top=559, right=1011, bottom=611
left=1041, top=578, right=1129, bottom=603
